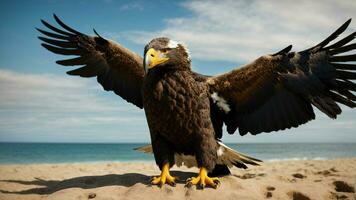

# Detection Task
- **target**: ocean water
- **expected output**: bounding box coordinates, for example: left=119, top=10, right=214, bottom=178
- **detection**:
left=0, top=143, right=355, bottom=164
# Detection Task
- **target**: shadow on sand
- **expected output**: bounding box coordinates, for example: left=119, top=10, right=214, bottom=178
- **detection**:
left=0, top=171, right=196, bottom=195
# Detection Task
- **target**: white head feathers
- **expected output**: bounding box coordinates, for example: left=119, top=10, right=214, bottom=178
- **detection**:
left=167, top=40, right=179, bottom=48
left=167, top=39, right=191, bottom=61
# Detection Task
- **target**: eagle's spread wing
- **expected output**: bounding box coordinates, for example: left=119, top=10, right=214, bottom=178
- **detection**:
left=207, top=19, right=356, bottom=137
left=37, top=14, right=145, bottom=108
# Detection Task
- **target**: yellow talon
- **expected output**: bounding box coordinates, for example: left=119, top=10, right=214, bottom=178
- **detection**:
left=186, top=167, right=220, bottom=189
left=151, top=162, right=177, bottom=186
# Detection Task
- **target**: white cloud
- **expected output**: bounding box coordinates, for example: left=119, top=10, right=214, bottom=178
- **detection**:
left=121, top=0, right=356, bottom=63
left=119, top=2, right=144, bottom=11
left=0, top=69, right=148, bottom=142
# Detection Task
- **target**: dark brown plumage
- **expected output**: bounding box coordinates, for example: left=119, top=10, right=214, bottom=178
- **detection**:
left=37, top=14, right=145, bottom=108
left=38, top=15, right=356, bottom=188
left=208, top=19, right=356, bottom=137
left=142, top=39, right=217, bottom=171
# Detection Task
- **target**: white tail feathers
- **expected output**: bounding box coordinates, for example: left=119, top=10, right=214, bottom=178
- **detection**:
left=134, top=142, right=261, bottom=169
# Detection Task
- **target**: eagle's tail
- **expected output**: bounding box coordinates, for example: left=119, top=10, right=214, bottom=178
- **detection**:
left=216, top=142, right=262, bottom=169
left=134, top=142, right=262, bottom=170
left=134, top=144, right=153, bottom=153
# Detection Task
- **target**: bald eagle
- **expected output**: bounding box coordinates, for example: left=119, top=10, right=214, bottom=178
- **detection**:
left=38, top=15, right=356, bottom=188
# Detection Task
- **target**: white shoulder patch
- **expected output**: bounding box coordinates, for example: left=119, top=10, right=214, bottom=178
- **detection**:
left=217, top=146, right=224, bottom=156
left=167, top=40, right=179, bottom=48
left=211, top=92, right=231, bottom=113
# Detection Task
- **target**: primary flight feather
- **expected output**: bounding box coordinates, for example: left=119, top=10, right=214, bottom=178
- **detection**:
left=37, top=15, right=356, bottom=188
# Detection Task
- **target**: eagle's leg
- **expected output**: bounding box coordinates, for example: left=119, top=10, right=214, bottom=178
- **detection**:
left=151, top=135, right=177, bottom=186
left=151, top=162, right=178, bottom=186
left=186, top=138, right=220, bottom=189
left=186, top=167, right=220, bottom=189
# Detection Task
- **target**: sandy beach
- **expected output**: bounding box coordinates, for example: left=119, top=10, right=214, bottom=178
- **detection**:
left=0, top=159, right=355, bottom=200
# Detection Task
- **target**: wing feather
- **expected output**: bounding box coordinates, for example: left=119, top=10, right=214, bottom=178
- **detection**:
left=41, top=19, right=75, bottom=36
left=53, top=14, right=84, bottom=35
left=207, top=19, right=355, bottom=136
left=38, top=36, right=76, bottom=48
left=36, top=28, right=69, bottom=40
left=304, top=18, right=351, bottom=50
left=37, top=14, right=145, bottom=108
left=41, top=43, right=81, bottom=55
left=326, top=32, right=356, bottom=50
left=332, top=63, right=356, bottom=70
left=56, top=57, right=87, bottom=66
left=330, top=54, right=356, bottom=62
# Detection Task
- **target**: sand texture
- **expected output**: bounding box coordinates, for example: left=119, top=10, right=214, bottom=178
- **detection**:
left=0, top=159, right=355, bottom=200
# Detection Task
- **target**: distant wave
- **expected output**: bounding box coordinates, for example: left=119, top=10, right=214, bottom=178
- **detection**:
left=265, top=157, right=328, bottom=162
left=1, top=143, right=355, bottom=164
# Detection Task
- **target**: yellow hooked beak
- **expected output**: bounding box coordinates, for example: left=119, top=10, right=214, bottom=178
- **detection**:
left=145, top=48, right=169, bottom=71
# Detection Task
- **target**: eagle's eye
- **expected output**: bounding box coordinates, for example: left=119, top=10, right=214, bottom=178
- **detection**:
left=161, top=49, right=169, bottom=54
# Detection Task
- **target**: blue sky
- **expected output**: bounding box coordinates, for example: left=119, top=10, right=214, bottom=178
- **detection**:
left=0, top=0, right=355, bottom=143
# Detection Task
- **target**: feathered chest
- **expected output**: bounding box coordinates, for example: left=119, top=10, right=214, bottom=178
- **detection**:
left=143, top=71, right=196, bottom=110
left=142, top=70, right=209, bottom=128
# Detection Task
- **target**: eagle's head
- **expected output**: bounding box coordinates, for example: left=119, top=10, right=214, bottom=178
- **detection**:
left=143, top=37, right=191, bottom=74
